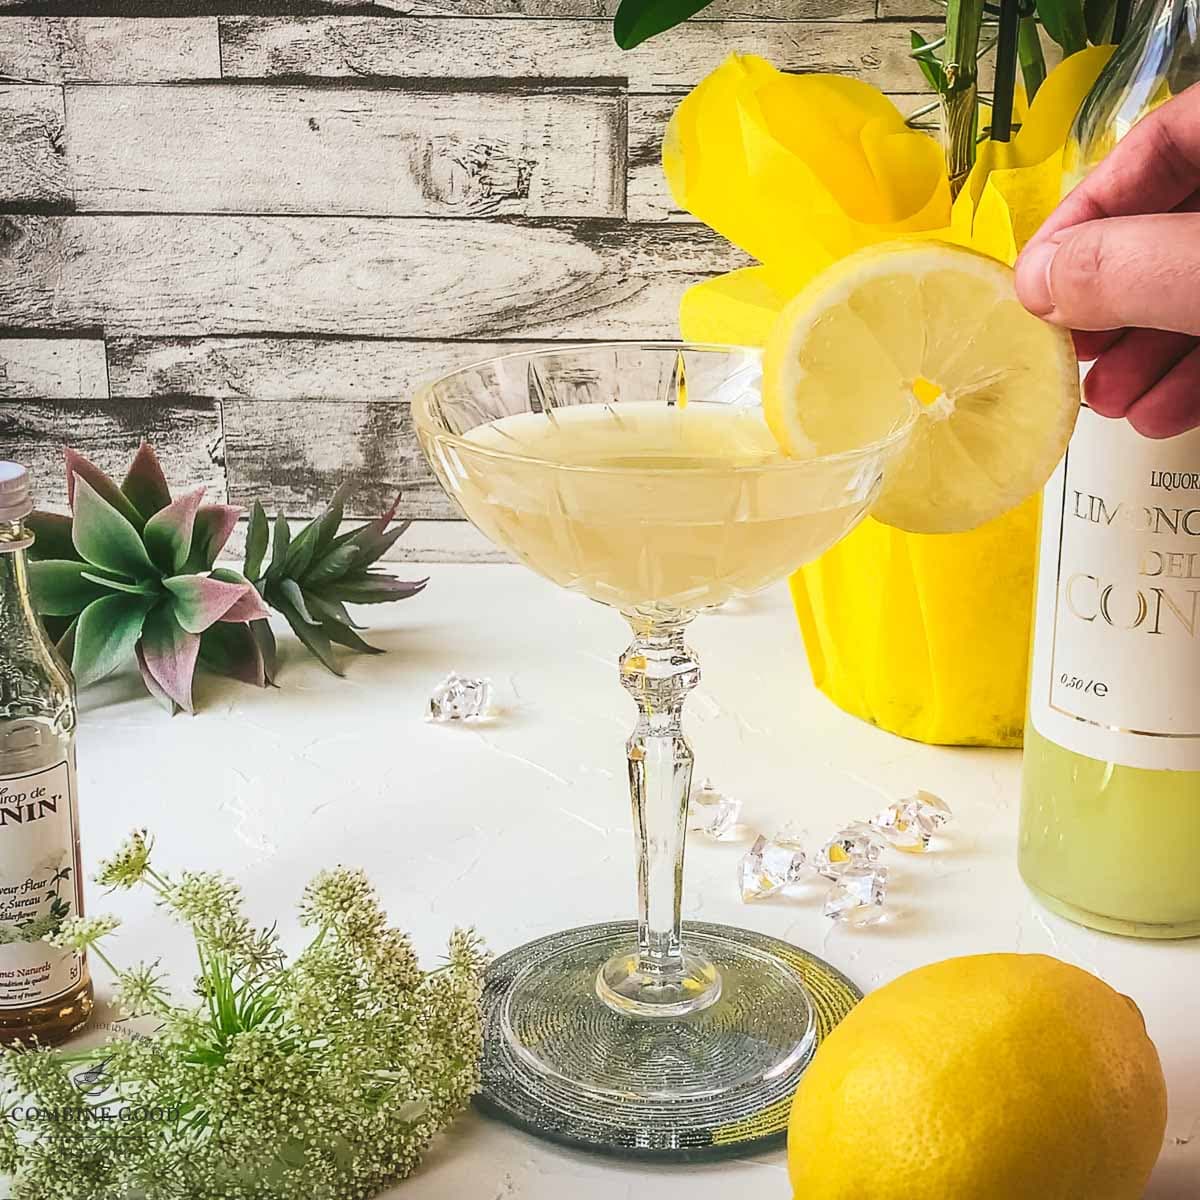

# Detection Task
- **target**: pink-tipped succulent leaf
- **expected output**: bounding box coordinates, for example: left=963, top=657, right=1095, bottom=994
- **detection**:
left=27, top=444, right=261, bottom=712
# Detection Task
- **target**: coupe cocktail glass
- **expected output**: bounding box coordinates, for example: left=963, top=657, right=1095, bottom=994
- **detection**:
left=414, top=344, right=915, bottom=1154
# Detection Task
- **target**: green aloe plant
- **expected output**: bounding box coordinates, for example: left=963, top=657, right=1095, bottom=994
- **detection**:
left=27, top=444, right=269, bottom=714
left=242, top=485, right=427, bottom=679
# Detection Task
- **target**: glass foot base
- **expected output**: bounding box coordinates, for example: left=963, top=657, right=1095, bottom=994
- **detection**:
left=595, top=946, right=721, bottom=1018
left=477, top=920, right=862, bottom=1160
left=1026, top=882, right=1200, bottom=940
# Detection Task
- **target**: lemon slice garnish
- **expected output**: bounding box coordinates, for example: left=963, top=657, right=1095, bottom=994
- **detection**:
left=763, top=241, right=1080, bottom=534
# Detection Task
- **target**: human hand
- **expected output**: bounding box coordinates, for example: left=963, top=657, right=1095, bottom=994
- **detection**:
left=1014, top=82, right=1200, bottom=438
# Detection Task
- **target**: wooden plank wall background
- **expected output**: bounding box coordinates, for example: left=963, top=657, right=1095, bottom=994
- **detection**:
left=0, top=0, right=937, bottom=561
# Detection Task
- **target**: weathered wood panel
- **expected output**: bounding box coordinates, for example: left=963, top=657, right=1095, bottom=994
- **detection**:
left=0, top=18, right=219, bottom=83
left=877, top=0, right=945, bottom=18
left=220, top=17, right=901, bottom=91
left=627, top=89, right=939, bottom=221
left=384, top=0, right=864, bottom=16
left=0, top=337, right=106, bottom=398
left=0, top=398, right=224, bottom=513
left=108, top=337, right=536, bottom=400
left=65, top=84, right=625, bottom=218
left=0, top=215, right=749, bottom=337
left=628, top=94, right=677, bottom=223
left=223, top=399, right=451, bottom=518
left=0, top=2, right=864, bottom=21
left=0, top=85, right=69, bottom=209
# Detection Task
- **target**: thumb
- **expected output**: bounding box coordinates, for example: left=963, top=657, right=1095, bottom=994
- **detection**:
left=1014, top=212, right=1200, bottom=336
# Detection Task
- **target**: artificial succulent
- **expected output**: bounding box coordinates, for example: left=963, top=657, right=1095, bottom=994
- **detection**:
left=243, top=484, right=427, bottom=678
left=27, top=445, right=269, bottom=713
left=27, top=446, right=426, bottom=708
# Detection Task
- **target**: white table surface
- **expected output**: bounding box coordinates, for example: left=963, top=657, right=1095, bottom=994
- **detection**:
left=78, top=564, right=1199, bottom=1200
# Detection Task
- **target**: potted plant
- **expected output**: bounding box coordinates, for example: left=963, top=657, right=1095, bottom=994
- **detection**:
left=612, top=0, right=1126, bottom=746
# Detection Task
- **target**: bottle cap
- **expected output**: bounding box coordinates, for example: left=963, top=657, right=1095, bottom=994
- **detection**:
left=0, top=462, right=33, bottom=522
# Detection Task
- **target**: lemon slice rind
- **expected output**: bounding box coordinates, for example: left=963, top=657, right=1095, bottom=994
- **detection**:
left=762, top=241, right=1081, bottom=535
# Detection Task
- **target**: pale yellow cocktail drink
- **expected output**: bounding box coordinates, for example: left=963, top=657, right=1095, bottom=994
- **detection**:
left=446, top=402, right=882, bottom=612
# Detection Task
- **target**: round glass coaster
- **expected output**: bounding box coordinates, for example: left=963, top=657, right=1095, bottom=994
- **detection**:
left=475, top=920, right=862, bottom=1161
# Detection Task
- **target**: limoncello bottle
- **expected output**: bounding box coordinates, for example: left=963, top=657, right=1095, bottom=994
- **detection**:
left=1019, top=0, right=1200, bottom=938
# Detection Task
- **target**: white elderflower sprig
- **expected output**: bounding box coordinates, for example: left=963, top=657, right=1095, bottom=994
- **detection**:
left=1, top=830, right=486, bottom=1200
left=45, top=913, right=119, bottom=953
left=94, top=829, right=154, bottom=891
left=162, top=870, right=246, bottom=944
left=299, top=867, right=387, bottom=948
left=113, top=960, right=171, bottom=1017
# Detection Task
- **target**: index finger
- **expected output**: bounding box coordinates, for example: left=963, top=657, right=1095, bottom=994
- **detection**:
left=1030, top=80, right=1200, bottom=246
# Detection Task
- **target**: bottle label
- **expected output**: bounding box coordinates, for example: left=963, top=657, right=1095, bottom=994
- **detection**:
left=1030, top=408, right=1200, bottom=771
left=0, top=760, right=84, bottom=1008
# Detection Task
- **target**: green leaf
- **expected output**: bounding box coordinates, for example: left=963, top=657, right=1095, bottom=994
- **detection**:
left=324, top=515, right=412, bottom=578
left=143, top=487, right=204, bottom=576
left=26, top=512, right=79, bottom=562
left=243, top=502, right=269, bottom=581
left=80, top=571, right=158, bottom=597
left=304, top=543, right=361, bottom=587
left=138, top=605, right=200, bottom=712
left=323, top=623, right=384, bottom=656
left=1036, top=0, right=1087, bottom=52
left=322, top=491, right=397, bottom=549
left=204, top=566, right=270, bottom=622
left=321, top=576, right=427, bottom=605
left=277, top=598, right=343, bottom=676
left=72, top=593, right=154, bottom=688
left=209, top=566, right=249, bottom=586
left=279, top=483, right=353, bottom=582
left=65, top=449, right=145, bottom=531
left=163, top=573, right=256, bottom=634
left=71, top=478, right=156, bottom=581
left=183, top=504, right=240, bottom=574
left=29, top=560, right=114, bottom=616
left=1018, top=14, right=1048, bottom=99
left=250, top=618, right=277, bottom=685
left=265, top=514, right=291, bottom=585
left=350, top=521, right=412, bottom=572
left=911, top=30, right=950, bottom=91
left=280, top=578, right=317, bottom=625
left=613, top=0, right=716, bottom=49
left=198, top=621, right=267, bottom=688
left=312, top=481, right=353, bottom=558
left=301, top=589, right=362, bottom=629
left=119, top=442, right=172, bottom=522
left=1083, top=0, right=1117, bottom=43
left=281, top=516, right=323, bottom=581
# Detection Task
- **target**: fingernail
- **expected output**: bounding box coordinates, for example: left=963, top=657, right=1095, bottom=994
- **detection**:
left=1015, top=238, right=1060, bottom=317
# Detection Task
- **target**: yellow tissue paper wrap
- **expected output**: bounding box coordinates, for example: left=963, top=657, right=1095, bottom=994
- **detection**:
left=670, top=49, right=1112, bottom=746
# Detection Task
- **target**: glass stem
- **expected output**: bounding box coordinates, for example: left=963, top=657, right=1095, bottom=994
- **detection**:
left=596, top=611, right=720, bottom=1018
left=622, top=612, right=698, bottom=976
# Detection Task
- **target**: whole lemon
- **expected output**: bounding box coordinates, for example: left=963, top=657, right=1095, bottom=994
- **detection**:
left=788, top=954, right=1166, bottom=1200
